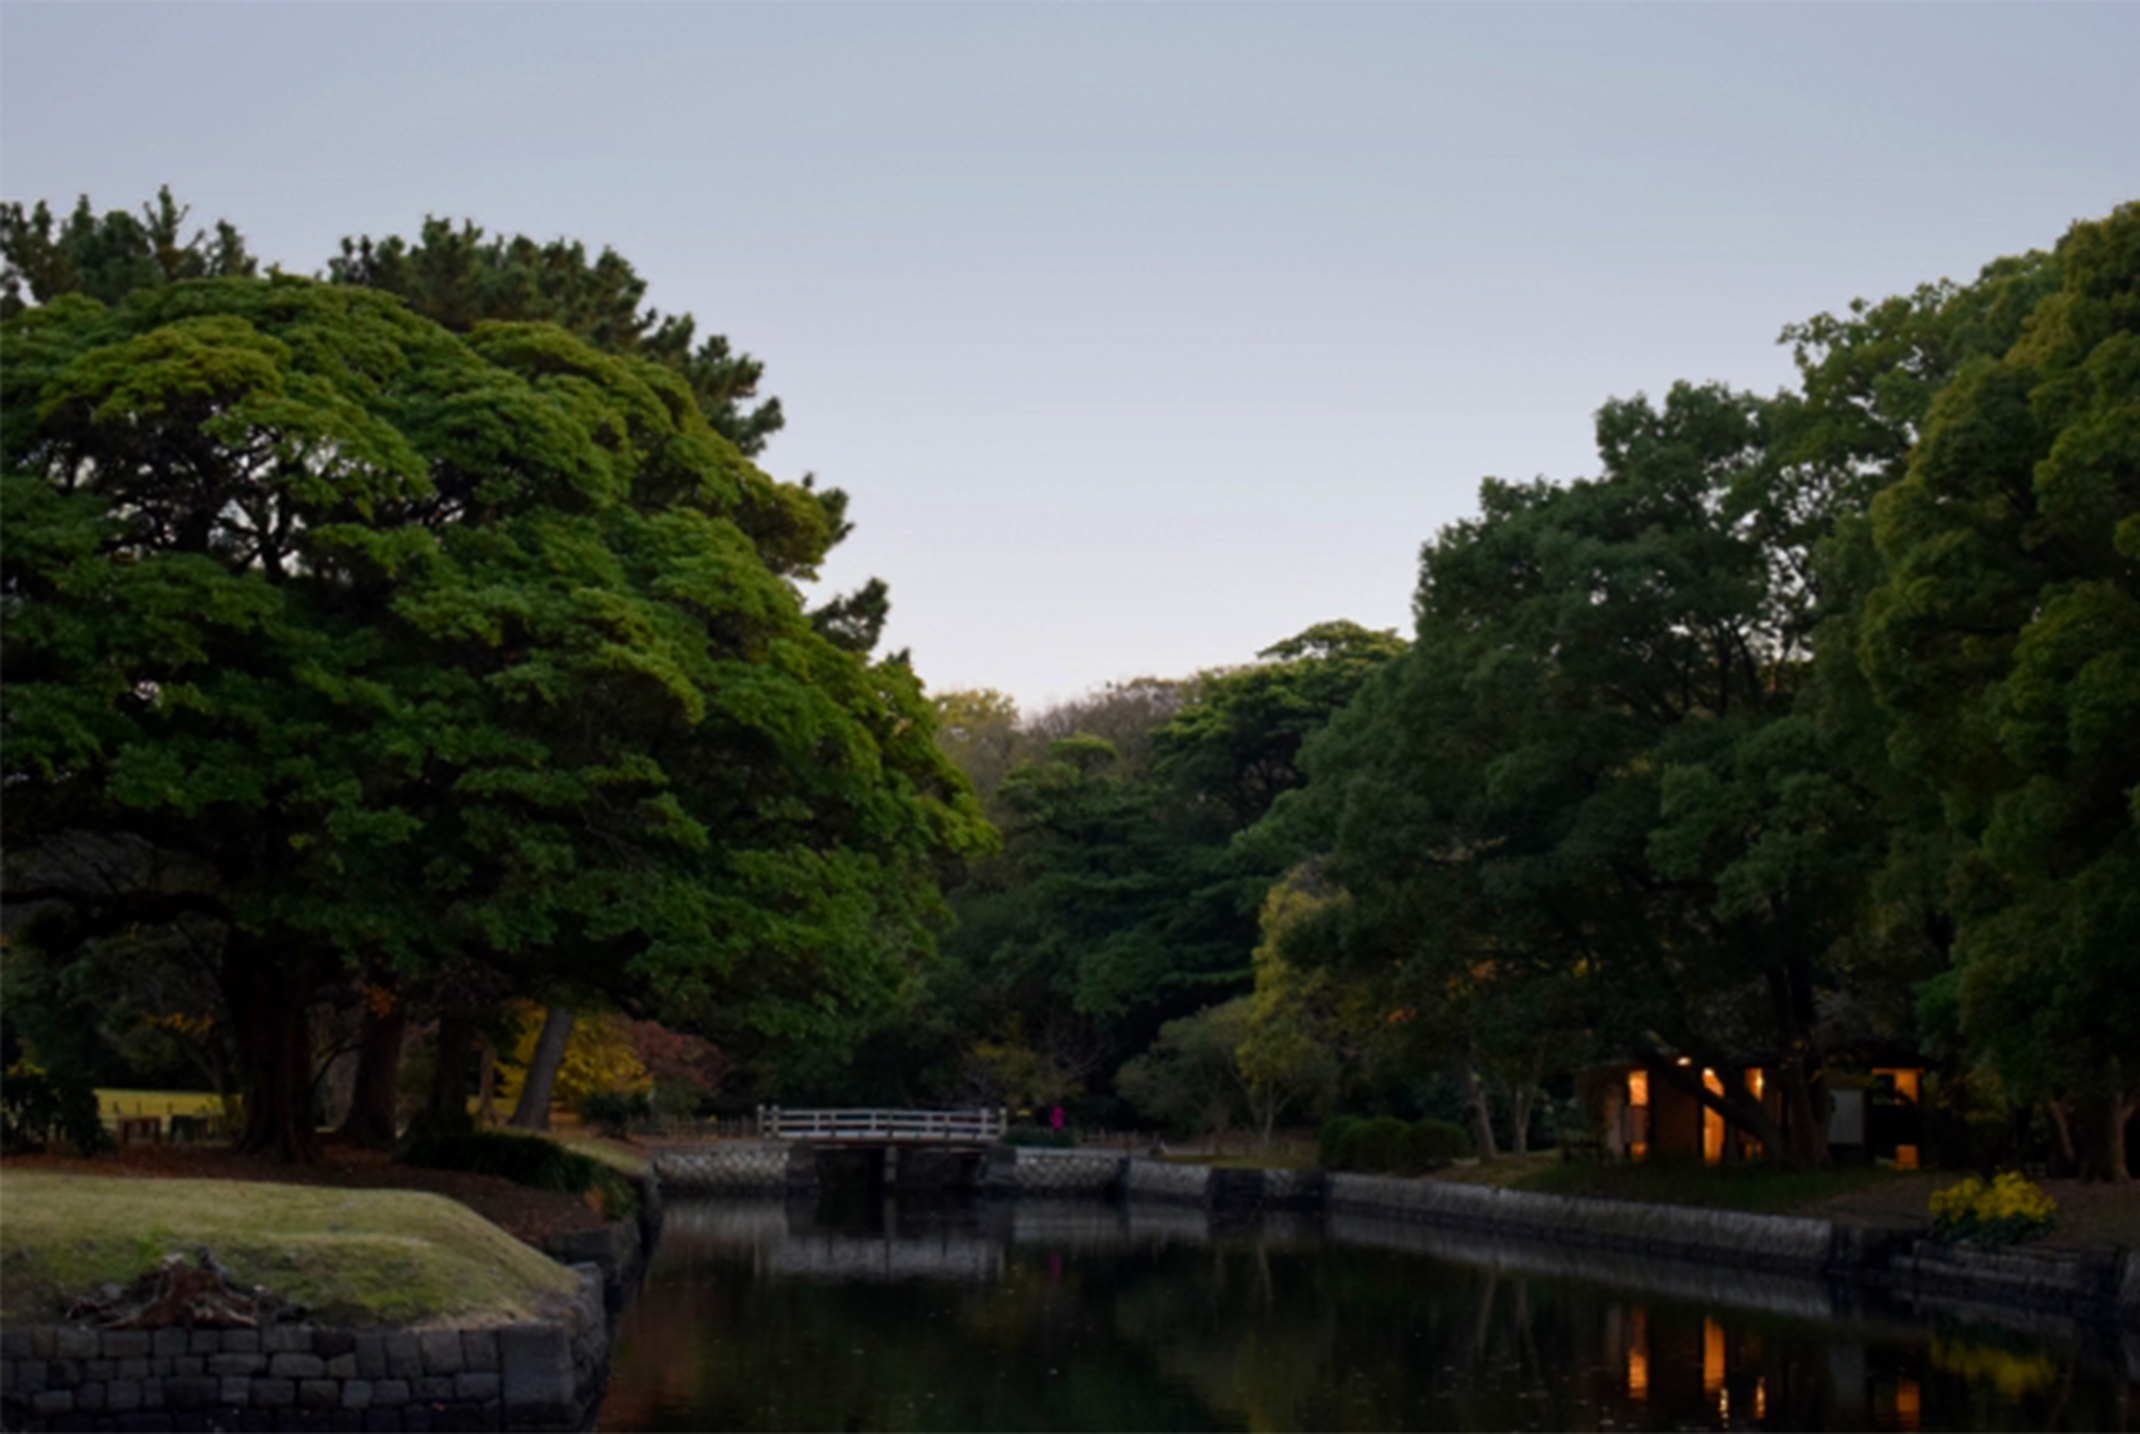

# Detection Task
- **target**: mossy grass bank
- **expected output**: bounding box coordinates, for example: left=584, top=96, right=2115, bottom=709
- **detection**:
left=0, top=1172, right=578, bottom=1328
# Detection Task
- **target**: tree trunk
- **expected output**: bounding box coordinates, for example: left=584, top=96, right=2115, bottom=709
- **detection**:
left=2045, top=1096, right=2078, bottom=1177
left=1777, top=1047, right=1830, bottom=1169
left=2106, top=1061, right=2133, bottom=1186
left=222, top=938, right=323, bottom=1163
left=414, top=1010, right=478, bottom=1139
left=508, top=1006, right=576, bottom=1131
left=337, top=996, right=406, bottom=1149
left=1459, top=1054, right=1500, bottom=1162
left=1508, top=1081, right=1534, bottom=1158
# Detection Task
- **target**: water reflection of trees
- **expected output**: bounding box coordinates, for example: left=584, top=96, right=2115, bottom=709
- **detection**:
left=602, top=1199, right=2137, bottom=1432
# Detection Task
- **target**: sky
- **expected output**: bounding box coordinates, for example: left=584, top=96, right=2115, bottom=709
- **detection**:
left=3, top=4, right=2135, bottom=714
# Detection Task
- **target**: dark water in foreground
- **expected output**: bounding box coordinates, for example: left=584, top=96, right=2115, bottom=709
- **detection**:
left=600, top=1191, right=2138, bottom=1431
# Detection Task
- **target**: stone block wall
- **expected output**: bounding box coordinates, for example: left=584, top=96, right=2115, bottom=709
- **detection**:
left=652, top=1144, right=807, bottom=1193
left=978, top=1147, right=1124, bottom=1195
left=1121, top=1159, right=1213, bottom=1205
left=1326, top=1172, right=1836, bottom=1271
left=0, top=1266, right=607, bottom=1432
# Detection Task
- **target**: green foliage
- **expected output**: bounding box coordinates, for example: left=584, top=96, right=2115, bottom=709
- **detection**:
left=1, top=187, right=256, bottom=317
left=1859, top=205, right=2140, bottom=1143
left=0, top=1064, right=112, bottom=1156
left=1, top=243, right=991, bottom=1158
left=399, top=1128, right=636, bottom=1218
left=1117, top=1001, right=1251, bottom=1139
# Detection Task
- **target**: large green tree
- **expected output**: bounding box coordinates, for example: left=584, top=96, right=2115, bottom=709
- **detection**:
left=1858, top=203, right=2140, bottom=1181
left=2, top=274, right=988, bottom=1158
left=1269, top=384, right=1873, bottom=1164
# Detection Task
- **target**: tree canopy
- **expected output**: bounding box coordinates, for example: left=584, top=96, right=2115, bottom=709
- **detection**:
left=2, top=263, right=989, bottom=1157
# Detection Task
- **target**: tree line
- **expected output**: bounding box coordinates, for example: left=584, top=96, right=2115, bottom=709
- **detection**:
left=894, top=204, right=2135, bottom=1181
left=3, top=192, right=2133, bottom=1183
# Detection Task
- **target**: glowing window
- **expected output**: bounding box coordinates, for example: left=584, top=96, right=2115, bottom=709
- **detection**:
left=1746, top=1067, right=1765, bottom=1101
left=1627, top=1070, right=1649, bottom=1107
left=1875, top=1067, right=1921, bottom=1102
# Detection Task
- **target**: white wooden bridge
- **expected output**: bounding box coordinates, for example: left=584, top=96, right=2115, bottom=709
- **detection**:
left=756, top=1106, right=1010, bottom=1146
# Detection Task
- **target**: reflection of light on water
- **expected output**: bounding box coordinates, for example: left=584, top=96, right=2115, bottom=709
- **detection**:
left=1930, top=1337, right=2058, bottom=1397
left=1887, top=1377, right=1922, bottom=1432
left=1626, top=1306, right=1648, bottom=1402
left=1754, top=1376, right=1766, bottom=1421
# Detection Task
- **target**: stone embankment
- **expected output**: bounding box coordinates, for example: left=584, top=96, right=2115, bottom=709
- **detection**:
left=0, top=1265, right=607, bottom=1433
left=2, top=1169, right=665, bottom=1433
left=647, top=1143, right=2140, bottom=1330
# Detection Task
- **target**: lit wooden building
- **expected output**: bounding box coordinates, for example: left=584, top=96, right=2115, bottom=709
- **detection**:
left=1583, top=1054, right=1924, bottom=1166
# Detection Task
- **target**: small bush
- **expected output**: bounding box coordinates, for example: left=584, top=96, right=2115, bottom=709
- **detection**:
left=1, top=1065, right=112, bottom=1156
left=1929, top=1171, right=2056, bottom=1247
left=1319, top=1116, right=1363, bottom=1171
left=400, top=1129, right=636, bottom=1219
left=1395, top=1119, right=1472, bottom=1173
left=1003, top=1124, right=1074, bottom=1148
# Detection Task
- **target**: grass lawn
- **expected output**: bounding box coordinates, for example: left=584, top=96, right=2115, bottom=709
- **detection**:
left=0, top=1173, right=579, bottom=1328
left=1504, top=1155, right=1904, bottom=1213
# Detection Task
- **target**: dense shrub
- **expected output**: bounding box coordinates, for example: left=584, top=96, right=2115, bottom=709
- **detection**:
left=400, top=1129, right=636, bottom=1219
left=1003, top=1123, right=1075, bottom=1148
left=1319, top=1114, right=1473, bottom=1175
left=1929, top=1171, right=2056, bottom=1247
left=1, top=1065, right=112, bottom=1156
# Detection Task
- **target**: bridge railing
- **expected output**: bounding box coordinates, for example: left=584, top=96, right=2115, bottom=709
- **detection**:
left=759, top=1106, right=1009, bottom=1143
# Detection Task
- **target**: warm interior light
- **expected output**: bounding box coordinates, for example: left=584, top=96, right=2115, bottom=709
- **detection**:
left=1627, top=1070, right=1650, bottom=1107
left=1627, top=1307, right=1649, bottom=1401
left=1895, top=1144, right=1920, bottom=1170
left=1703, top=1069, right=1726, bottom=1165
left=1755, top=1377, right=1767, bottom=1420
left=1875, top=1067, right=1922, bottom=1102
left=1746, top=1067, right=1765, bottom=1101
left=1703, top=1317, right=1725, bottom=1397
left=1897, top=1378, right=1922, bottom=1432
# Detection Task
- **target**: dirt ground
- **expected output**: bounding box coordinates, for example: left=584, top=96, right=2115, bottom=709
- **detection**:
left=0, top=1138, right=614, bottom=1250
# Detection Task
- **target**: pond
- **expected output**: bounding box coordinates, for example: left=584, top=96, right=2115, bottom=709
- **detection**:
left=599, top=1189, right=2138, bottom=1431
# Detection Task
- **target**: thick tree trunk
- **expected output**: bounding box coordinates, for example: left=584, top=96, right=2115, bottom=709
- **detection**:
left=337, top=997, right=406, bottom=1149
left=222, top=939, right=324, bottom=1163
left=414, top=1010, right=479, bottom=1139
left=1766, top=965, right=1830, bottom=1168
left=1777, top=1048, right=1830, bottom=1169
left=508, top=1006, right=576, bottom=1131
left=1459, top=1054, right=1500, bottom=1163
left=2045, top=1096, right=2079, bottom=1177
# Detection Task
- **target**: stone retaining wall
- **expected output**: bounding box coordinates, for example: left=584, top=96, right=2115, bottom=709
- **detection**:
left=978, top=1147, right=1123, bottom=1195
left=1889, top=1238, right=2140, bottom=1321
left=0, top=1266, right=607, bottom=1433
left=1327, top=1172, right=1837, bottom=1271
left=652, top=1143, right=798, bottom=1193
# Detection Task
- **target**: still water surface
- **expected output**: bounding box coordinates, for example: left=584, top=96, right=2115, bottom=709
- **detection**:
left=600, top=1190, right=2137, bottom=1431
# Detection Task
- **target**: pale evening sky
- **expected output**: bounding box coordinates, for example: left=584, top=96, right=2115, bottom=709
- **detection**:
left=3, top=3, right=2134, bottom=714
